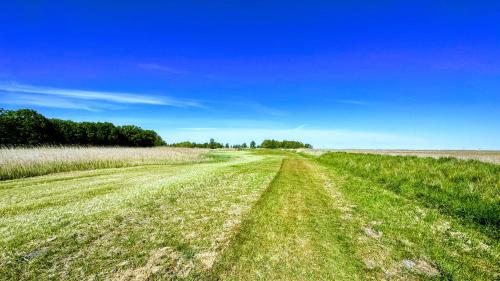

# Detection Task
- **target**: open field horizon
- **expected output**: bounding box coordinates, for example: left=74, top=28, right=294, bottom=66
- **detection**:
left=299, top=149, right=500, bottom=164
left=1, top=2, right=499, bottom=280
left=2, top=146, right=499, bottom=180
left=1, top=147, right=498, bottom=280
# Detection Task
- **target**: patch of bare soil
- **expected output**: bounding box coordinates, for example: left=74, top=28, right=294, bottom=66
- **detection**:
left=114, top=247, right=192, bottom=281
left=363, top=226, right=383, bottom=239
left=402, top=259, right=440, bottom=277
left=196, top=251, right=218, bottom=270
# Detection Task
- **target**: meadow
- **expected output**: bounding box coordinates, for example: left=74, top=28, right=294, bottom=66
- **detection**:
left=0, top=147, right=498, bottom=280
left=298, top=149, right=500, bottom=164
left=0, top=147, right=208, bottom=180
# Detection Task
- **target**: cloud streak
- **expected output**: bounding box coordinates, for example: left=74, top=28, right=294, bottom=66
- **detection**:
left=0, top=93, right=98, bottom=111
left=337, top=99, right=368, bottom=105
left=138, top=63, right=188, bottom=74
left=247, top=102, right=285, bottom=116
left=0, top=82, right=202, bottom=110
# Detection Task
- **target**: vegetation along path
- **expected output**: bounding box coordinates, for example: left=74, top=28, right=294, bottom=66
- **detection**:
left=211, top=153, right=499, bottom=280
left=0, top=150, right=498, bottom=280
left=211, top=157, right=364, bottom=280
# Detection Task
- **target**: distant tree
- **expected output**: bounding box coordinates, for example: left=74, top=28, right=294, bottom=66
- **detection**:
left=250, top=140, right=256, bottom=149
left=109, top=126, right=126, bottom=145
left=170, top=141, right=194, bottom=148
left=225, top=143, right=229, bottom=148
left=120, top=125, right=144, bottom=146
left=0, top=108, right=56, bottom=146
left=153, top=134, right=166, bottom=146
left=0, top=108, right=165, bottom=147
left=170, top=139, right=222, bottom=149
left=260, top=139, right=278, bottom=149
left=259, top=139, right=311, bottom=149
left=51, top=119, right=82, bottom=144
left=241, top=142, right=247, bottom=148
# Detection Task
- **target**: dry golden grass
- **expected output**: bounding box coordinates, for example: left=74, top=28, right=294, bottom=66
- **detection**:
left=0, top=146, right=209, bottom=180
left=298, top=149, right=500, bottom=164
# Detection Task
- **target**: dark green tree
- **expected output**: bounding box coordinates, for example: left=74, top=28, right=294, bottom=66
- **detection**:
left=0, top=109, right=56, bottom=145
left=170, top=139, right=222, bottom=149
left=259, top=139, right=312, bottom=149
left=0, top=108, right=166, bottom=147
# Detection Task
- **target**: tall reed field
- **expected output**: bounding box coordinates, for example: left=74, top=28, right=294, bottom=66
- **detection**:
left=0, top=146, right=209, bottom=180
left=317, top=152, right=500, bottom=239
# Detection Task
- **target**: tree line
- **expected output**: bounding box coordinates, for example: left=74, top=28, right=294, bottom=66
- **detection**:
left=0, top=108, right=165, bottom=147
left=170, top=139, right=312, bottom=149
left=259, top=139, right=312, bottom=149
left=1, top=109, right=313, bottom=149
left=169, top=139, right=251, bottom=149
left=170, top=138, right=224, bottom=149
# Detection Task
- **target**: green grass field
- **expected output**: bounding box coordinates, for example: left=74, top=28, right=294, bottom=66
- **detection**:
left=0, top=149, right=498, bottom=280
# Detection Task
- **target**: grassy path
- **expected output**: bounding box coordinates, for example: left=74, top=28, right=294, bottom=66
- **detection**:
left=211, top=157, right=364, bottom=280
left=0, top=152, right=283, bottom=280
left=211, top=155, right=499, bottom=280
left=1, top=150, right=498, bottom=280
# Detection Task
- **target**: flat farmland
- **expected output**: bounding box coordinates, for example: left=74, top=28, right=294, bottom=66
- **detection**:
left=299, top=149, right=500, bottom=164
left=0, top=148, right=498, bottom=280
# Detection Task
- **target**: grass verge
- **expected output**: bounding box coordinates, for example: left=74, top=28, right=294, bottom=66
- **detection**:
left=317, top=152, right=500, bottom=238
left=315, top=153, right=500, bottom=280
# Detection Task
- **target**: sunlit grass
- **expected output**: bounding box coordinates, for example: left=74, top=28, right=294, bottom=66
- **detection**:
left=317, top=152, right=500, bottom=238
left=0, top=146, right=209, bottom=180
left=1, top=149, right=498, bottom=280
left=298, top=149, right=500, bottom=164
left=315, top=153, right=500, bottom=280
left=0, top=151, right=283, bottom=280
left=211, top=158, right=364, bottom=280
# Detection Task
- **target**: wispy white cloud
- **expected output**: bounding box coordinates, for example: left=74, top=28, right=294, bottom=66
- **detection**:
left=138, top=63, right=188, bottom=74
left=246, top=101, right=285, bottom=116
left=0, top=93, right=98, bottom=111
left=0, top=81, right=202, bottom=110
left=337, top=99, right=368, bottom=105
left=293, top=124, right=307, bottom=130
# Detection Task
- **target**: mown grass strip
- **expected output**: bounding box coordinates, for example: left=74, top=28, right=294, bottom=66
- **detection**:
left=210, top=157, right=364, bottom=280
left=0, top=152, right=283, bottom=280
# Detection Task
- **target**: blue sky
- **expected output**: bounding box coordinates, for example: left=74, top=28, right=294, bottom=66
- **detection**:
left=1, top=1, right=499, bottom=149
